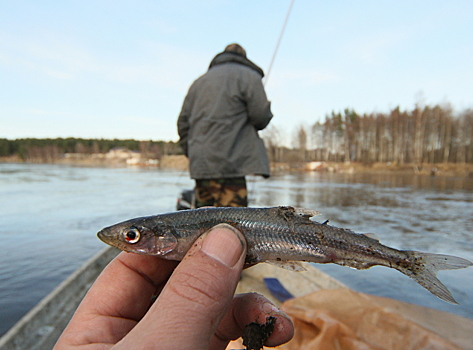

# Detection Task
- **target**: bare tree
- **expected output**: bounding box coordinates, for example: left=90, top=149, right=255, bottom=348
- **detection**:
left=293, top=125, right=308, bottom=162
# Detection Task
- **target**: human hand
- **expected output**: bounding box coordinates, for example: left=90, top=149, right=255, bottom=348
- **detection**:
left=53, top=224, right=294, bottom=349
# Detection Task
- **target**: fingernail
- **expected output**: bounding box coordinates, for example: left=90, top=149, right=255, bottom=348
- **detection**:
left=263, top=301, right=290, bottom=319
left=262, top=302, right=280, bottom=315
left=201, top=225, right=245, bottom=268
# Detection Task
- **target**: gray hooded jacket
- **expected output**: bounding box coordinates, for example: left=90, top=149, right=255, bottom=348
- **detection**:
left=177, top=51, right=273, bottom=179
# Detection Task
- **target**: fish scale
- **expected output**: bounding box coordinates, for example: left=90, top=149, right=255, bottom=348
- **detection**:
left=97, top=206, right=472, bottom=304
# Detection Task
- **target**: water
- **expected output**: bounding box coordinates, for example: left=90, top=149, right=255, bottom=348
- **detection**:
left=1, top=163, right=472, bottom=336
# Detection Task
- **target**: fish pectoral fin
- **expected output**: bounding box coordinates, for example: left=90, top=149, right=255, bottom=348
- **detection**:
left=266, top=260, right=307, bottom=272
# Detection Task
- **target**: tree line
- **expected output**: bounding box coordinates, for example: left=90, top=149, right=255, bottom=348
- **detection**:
left=263, top=104, right=473, bottom=164
left=0, top=138, right=181, bottom=162
left=2, top=103, right=472, bottom=165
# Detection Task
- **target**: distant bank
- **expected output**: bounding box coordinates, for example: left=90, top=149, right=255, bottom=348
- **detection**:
left=1, top=152, right=473, bottom=178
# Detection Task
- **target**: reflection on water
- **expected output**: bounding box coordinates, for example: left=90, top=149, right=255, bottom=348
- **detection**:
left=0, top=164, right=472, bottom=337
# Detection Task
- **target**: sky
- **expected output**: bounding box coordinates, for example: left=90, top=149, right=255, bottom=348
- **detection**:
left=1, top=1, right=473, bottom=144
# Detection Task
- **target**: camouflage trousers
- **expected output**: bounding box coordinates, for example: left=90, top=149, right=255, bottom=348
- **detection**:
left=195, top=177, right=248, bottom=208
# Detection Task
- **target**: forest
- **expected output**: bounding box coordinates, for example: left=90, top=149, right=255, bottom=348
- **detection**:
left=1, top=103, right=472, bottom=165
left=0, top=138, right=181, bottom=162
left=263, top=104, right=473, bottom=164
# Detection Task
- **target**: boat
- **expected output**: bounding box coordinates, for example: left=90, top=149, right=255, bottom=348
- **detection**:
left=176, top=188, right=195, bottom=210
left=0, top=247, right=120, bottom=350
left=1, top=247, right=472, bottom=350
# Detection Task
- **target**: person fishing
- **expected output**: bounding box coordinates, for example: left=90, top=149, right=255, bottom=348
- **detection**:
left=177, top=43, right=273, bottom=208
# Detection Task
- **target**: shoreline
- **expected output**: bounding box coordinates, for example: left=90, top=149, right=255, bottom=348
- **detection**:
left=299, top=161, right=473, bottom=177
left=1, top=154, right=473, bottom=177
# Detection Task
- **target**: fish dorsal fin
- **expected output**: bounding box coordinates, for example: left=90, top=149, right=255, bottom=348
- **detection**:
left=294, top=208, right=321, bottom=219
left=277, top=207, right=322, bottom=228
left=266, top=260, right=307, bottom=272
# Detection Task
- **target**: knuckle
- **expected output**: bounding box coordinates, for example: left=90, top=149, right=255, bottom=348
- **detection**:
left=169, top=267, right=228, bottom=307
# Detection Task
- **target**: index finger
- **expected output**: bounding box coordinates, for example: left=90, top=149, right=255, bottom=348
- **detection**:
left=84, top=252, right=179, bottom=319
left=54, top=252, right=178, bottom=348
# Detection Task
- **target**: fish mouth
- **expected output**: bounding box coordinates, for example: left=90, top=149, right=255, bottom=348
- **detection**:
left=96, top=229, right=107, bottom=242
left=97, top=228, right=117, bottom=246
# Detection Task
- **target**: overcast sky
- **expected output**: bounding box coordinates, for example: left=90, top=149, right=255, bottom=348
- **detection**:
left=1, top=1, right=472, bottom=143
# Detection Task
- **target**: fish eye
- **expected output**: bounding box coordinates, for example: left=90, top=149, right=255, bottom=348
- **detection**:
left=123, top=228, right=141, bottom=244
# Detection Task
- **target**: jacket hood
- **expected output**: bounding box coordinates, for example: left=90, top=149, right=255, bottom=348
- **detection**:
left=209, top=52, right=264, bottom=77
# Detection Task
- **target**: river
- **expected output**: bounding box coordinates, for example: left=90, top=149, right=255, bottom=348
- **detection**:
left=1, top=163, right=472, bottom=337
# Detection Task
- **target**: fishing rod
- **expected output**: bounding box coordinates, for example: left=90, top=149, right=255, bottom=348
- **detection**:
left=263, top=0, right=295, bottom=86
left=250, top=0, right=294, bottom=198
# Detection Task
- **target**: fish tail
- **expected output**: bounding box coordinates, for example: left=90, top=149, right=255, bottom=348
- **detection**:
left=399, top=251, right=472, bottom=304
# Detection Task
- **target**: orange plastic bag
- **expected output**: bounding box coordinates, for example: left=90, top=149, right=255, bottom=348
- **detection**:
left=226, top=288, right=472, bottom=350
left=279, top=289, right=468, bottom=350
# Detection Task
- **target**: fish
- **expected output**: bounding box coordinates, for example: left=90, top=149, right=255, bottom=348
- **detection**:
left=97, top=206, right=472, bottom=304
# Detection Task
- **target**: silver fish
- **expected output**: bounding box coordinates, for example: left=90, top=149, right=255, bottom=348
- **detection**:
left=97, top=206, right=472, bottom=304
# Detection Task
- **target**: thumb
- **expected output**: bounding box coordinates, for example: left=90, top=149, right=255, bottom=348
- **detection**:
left=116, top=224, right=247, bottom=350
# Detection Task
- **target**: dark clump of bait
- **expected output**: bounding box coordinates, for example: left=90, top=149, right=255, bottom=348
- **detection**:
left=242, top=316, right=276, bottom=350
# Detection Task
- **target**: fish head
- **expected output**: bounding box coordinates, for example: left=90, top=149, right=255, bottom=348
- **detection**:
left=97, top=217, right=178, bottom=256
